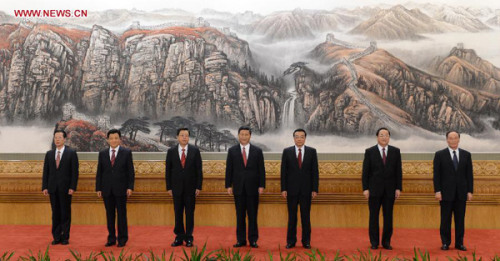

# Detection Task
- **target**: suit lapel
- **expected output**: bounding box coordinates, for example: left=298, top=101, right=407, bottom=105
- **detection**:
left=373, top=145, right=384, bottom=168
left=444, top=149, right=457, bottom=173
left=184, top=145, right=194, bottom=167
left=301, top=146, right=309, bottom=170
left=58, top=148, right=68, bottom=169
left=50, top=150, right=57, bottom=170
left=104, top=148, right=112, bottom=168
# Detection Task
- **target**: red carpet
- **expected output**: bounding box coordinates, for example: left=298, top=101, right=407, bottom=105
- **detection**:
left=0, top=225, right=498, bottom=260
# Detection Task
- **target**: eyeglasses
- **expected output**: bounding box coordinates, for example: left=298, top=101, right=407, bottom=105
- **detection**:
left=378, top=134, right=390, bottom=138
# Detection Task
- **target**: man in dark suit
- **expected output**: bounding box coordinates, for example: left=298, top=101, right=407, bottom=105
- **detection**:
left=166, top=128, right=203, bottom=247
left=433, top=131, right=473, bottom=251
left=362, top=127, right=402, bottom=250
left=96, top=129, right=135, bottom=248
left=42, top=130, right=79, bottom=245
left=225, top=126, right=266, bottom=248
left=280, top=128, right=319, bottom=249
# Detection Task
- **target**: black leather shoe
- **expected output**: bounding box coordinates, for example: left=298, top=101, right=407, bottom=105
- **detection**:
left=186, top=241, right=193, bottom=247
left=441, top=244, right=449, bottom=250
left=105, top=241, right=115, bottom=247
left=250, top=242, right=258, bottom=248
left=233, top=242, right=246, bottom=247
left=303, top=244, right=311, bottom=249
left=51, top=240, right=61, bottom=245
left=117, top=242, right=126, bottom=248
left=383, top=245, right=392, bottom=250
left=61, top=240, right=69, bottom=245
left=456, top=245, right=467, bottom=251
left=171, top=240, right=183, bottom=247
left=370, top=245, right=378, bottom=250
left=285, top=243, right=295, bottom=249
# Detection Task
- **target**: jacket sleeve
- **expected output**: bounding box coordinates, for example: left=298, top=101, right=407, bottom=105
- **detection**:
left=225, top=149, right=233, bottom=188
left=196, top=149, right=203, bottom=190
left=70, top=150, right=79, bottom=191
left=165, top=150, right=172, bottom=191
left=95, top=152, right=102, bottom=192
left=42, top=152, right=50, bottom=191
left=362, top=149, right=370, bottom=191
left=466, top=152, right=473, bottom=194
left=433, top=152, right=441, bottom=193
left=127, top=150, right=135, bottom=190
left=396, top=149, right=402, bottom=191
left=312, top=148, right=319, bottom=193
left=280, top=149, right=287, bottom=192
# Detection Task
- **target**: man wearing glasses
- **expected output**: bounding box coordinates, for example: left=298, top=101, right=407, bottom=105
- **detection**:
left=362, top=127, right=402, bottom=250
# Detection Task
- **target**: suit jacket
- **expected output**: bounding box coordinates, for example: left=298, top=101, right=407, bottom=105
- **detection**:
left=225, top=144, right=266, bottom=196
left=95, top=147, right=135, bottom=197
left=433, top=148, right=473, bottom=201
left=165, top=144, right=203, bottom=196
left=42, top=147, right=79, bottom=193
left=280, top=146, right=319, bottom=196
left=362, top=145, right=403, bottom=198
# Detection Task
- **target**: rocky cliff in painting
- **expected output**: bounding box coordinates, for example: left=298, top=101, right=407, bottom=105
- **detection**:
left=0, top=23, right=282, bottom=133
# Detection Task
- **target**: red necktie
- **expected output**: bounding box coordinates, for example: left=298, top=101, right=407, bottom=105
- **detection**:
left=382, top=148, right=386, bottom=165
left=181, top=149, right=186, bottom=168
left=111, top=149, right=116, bottom=167
left=298, top=148, right=302, bottom=169
left=56, top=151, right=61, bottom=169
left=242, top=147, right=247, bottom=167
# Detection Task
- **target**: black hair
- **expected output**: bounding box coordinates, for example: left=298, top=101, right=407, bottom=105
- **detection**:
left=446, top=131, right=460, bottom=138
left=376, top=127, right=390, bottom=136
left=238, top=126, right=252, bottom=135
left=293, top=128, right=307, bottom=137
left=53, top=129, right=67, bottom=138
left=107, top=129, right=121, bottom=138
left=177, top=128, right=190, bottom=136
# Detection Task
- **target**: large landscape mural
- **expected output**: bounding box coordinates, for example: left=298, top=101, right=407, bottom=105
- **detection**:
left=0, top=1, right=499, bottom=152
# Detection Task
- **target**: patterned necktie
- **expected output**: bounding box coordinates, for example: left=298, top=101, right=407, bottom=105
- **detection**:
left=111, top=149, right=116, bottom=167
left=242, top=147, right=247, bottom=167
left=181, top=149, right=186, bottom=168
left=453, top=150, right=458, bottom=171
left=56, top=151, right=61, bottom=169
left=382, top=147, right=386, bottom=165
left=298, top=148, right=302, bottom=169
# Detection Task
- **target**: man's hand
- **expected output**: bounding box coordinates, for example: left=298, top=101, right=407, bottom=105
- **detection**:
left=363, top=190, right=369, bottom=199
left=97, top=191, right=102, bottom=198
left=227, top=187, right=233, bottom=195
left=312, top=191, right=318, bottom=199
left=195, top=189, right=200, bottom=197
left=167, top=190, right=172, bottom=196
left=467, top=192, right=473, bottom=201
left=435, top=192, right=442, bottom=201
left=42, top=189, right=48, bottom=196
left=258, top=187, right=264, bottom=194
left=127, top=189, right=133, bottom=197
left=281, top=191, right=287, bottom=199
left=395, top=189, right=401, bottom=199
left=68, top=189, right=74, bottom=195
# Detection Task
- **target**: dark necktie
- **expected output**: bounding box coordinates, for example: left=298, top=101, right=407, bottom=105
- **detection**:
left=56, top=151, right=61, bottom=169
left=242, top=147, right=247, bottom=167
left=382, top=147, right=386, bottom=165
left=453, top=150, right=458, bottom=171
left=181, top=149, right=186, bottom=168
left=298, top=148, right=302, bottom=169
left=111, top=149, right=116, bottom=167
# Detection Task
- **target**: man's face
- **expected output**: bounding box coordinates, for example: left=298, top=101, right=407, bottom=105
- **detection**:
left=177, top=130, right=189, bottom=146
left=54, top=132, right=65, bottom=148
left=293, top=131, right=306, bottom=147
left=238, top=130, right=251, bottom=145
left=377, top=129, right=390, bottom=147
left=107, top=133, right=121, bottom=148
left=447, top=132, right=460, bottom=150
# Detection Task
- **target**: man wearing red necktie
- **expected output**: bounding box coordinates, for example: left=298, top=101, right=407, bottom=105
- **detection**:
left=362, top=127, right=402, bottom=250
left=225, top=126, right=266, bottom=248
left=165, top=128, right=203, bottom=247
left=42, top=130, right=79, bottom=245
left=96, top=129, right=135, bottom=248
left=280, top=129, right=319, bottom=249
